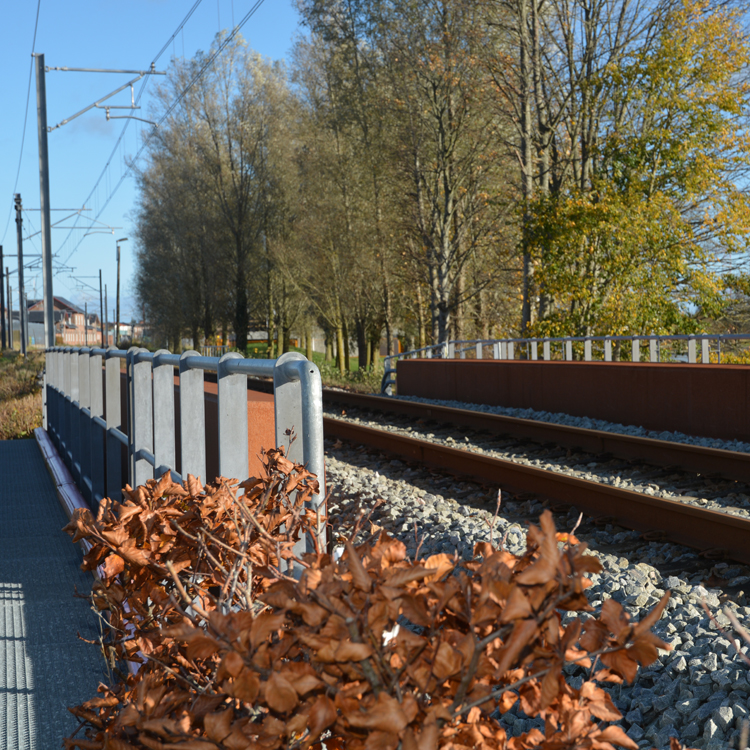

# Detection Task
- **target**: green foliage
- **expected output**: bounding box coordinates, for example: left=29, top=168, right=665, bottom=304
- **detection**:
left=529, top=0, right=750, bottom=337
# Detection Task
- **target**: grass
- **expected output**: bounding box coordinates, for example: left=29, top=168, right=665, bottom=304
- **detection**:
left=0, top=350, right=44, bottom=440
left=237, top=343, right=385, bottom=393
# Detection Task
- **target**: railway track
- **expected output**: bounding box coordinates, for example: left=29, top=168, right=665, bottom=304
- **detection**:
left=316, top=389, right=750, bottom=566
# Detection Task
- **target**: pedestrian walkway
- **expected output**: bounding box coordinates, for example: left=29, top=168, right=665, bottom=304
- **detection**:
left=0, top=439, right=105, bottom=749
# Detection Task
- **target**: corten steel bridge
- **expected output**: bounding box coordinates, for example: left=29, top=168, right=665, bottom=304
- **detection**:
left=381, top=332, right=750, bottom=394
left=43, top=346, right=326, bottom=552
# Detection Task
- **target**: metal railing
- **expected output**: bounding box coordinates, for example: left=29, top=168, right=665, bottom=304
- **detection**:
left=381, top=333, right=750, bottom=393
left=44, top=346, right=325, bottom=550
left=200, top=344, right=233, bottom=357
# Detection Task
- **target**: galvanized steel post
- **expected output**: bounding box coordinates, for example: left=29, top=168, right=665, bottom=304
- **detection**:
left=128, top=347, right=154, bottom=487
left=688, top=338, right=696, bottom=364
left=274, top=352, right=326, bottom=554
left=89, top=349, right=105, bottom=503
left=69, top=349, right=80, bottom=480
left=152, top=350, right=177, bottom=479
left=649, top=339, right=658, bottom=363
left=179, top=350, right=206, bottom=483
left=78, top=348, right=91, bottom=501
left=217, top=352, right=248, bottom=481
left=105, top=347, right=123, bottom=502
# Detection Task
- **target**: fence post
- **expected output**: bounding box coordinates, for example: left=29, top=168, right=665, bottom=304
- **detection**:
left=507, top=342, right=514, bottom=360
left=530, top=341, right=538, bottom=360
left=492, top=342, right=500, bottom=359
left=78, top=348, right=91, bottom=503
left=274, top=352, right=306, bottom=465
left=153, top=350, right=176, bottom=478
left=218, top=352, right=248, bottom=481
left=60, top=349, right=71, bottom=468
left=42, top=353, right=48, bottom=429
left=604, top=338, right=612, bottom=362
left=55, top=348, right=63, bottom=448
left=688, top=337, right=696, bottom=364
left=543, top=339, right=550, bottom=360
left=179, top=350, right=206, bottom=483
left=584, top=339, right=591, bottom=361
left=649, top=339, right=658, bottom=362
left=128, top=347, right=154, bottom=488
left=89, top=349, right=105, bottom=504
left=475, top=342, right=482, bottom=359
left=45, top=350, right=55, bottom=443
left=448, top=342, right=455, bottom=358
left=565, top=340, right=573, bottom=361
left=632, top=339, right=640, bottom=363
left=701, top=338, right=709, bottom=363
left=69, top=349, right=80, bottom=481
left=274, top=352, right=326, bottom=556
left=105, top=348, right=123, bottom=502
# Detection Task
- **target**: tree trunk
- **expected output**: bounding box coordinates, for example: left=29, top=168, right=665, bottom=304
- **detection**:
left=235, top=249, right=248, bottom=355
left=370, top=329, right=380, bottom=369
left=336, top=325, right=345, bottom=375
left=356, top=319, right=367, bottom=370
left=519, top=0, right=534, bottom=335
left=417, top=285, right=427, bottom=348
left=306, top=320, right=313, bottom=361
left=342, top=316, right=350, bottom=371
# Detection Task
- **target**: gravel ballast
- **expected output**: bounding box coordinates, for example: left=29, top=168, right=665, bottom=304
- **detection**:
left=325, top=405, right=750, bottom=520
left=390, top=393, right=750, bottom=455
left=325, top=438, right=750, bottom=750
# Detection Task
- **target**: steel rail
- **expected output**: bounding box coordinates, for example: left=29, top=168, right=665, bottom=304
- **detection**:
left=321, top=391, right=750, bottom=484
left=323, top=417, right=750, bottom=565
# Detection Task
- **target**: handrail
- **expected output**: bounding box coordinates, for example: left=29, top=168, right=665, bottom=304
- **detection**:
left=43, top=345, right=326, bottom=555
left=381, top=333, right=750, bottom=393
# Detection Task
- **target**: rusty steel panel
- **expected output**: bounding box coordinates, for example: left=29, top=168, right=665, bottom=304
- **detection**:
left=324, top=417, right=750, bottom=565
left=397, top=360, right=750, bottom=444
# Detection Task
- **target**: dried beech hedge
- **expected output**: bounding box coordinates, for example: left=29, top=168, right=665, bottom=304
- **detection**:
left=62, top=449, right=683, bottom=750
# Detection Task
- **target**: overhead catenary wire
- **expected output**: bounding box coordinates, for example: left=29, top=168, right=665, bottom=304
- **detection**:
left=0, top=0, right=41, bottom=246
left=60, top=0, right=269, bottom=267
left=55, top=0, right=210, bottom=263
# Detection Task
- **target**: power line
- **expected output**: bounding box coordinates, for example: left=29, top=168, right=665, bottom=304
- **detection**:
left=0, top=0, right=41, bottom=245
left=55, top=0, right=209, bottom=262
left=153, top=0, right=206, bottom=64
left=61, top=0, right=269, bottom=267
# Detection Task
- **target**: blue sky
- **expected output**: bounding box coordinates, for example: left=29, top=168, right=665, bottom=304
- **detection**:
left=1, top=0, right=302, bottom=323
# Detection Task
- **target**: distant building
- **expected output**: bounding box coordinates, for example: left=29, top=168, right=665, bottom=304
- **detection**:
left=27, top=297, right=102, bottom=346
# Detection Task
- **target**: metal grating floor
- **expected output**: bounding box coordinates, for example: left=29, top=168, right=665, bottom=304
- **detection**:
left=0, top=439, right=105, bottom=749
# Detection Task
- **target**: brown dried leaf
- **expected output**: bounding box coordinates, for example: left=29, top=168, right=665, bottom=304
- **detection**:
left=102, top=554, right=125, bottom=580
left=423, top=553, right=454, bottom=582
left=345, top=692, right=409, bottom=733
left=344, top=539, right=372, bottom=592
left=307, top=694, right=337, bottom=739
left=265, top=672, right=298, bottom=713
left=596, top=725, right=639, bottom=749
left=204, top=709, right=233, bottom=743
